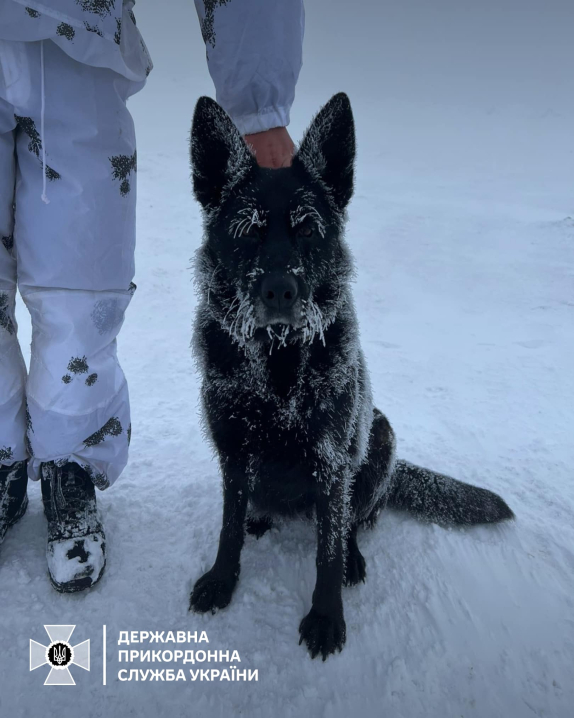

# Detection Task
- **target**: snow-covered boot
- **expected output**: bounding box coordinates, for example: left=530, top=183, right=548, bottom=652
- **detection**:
left=0, top=461, right=28, bottom=546
left=40, top=461, right=106, bottom=593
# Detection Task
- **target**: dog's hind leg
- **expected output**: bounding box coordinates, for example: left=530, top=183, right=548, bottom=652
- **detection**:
left=343, top=410, right=398, bottom=588
left=350, top=408, right=397, bottom=528
left=344, top=523, right=366, bottom=586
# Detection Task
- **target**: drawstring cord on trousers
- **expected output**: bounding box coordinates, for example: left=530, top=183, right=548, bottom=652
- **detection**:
left=40, top=40, right=49, bottom=205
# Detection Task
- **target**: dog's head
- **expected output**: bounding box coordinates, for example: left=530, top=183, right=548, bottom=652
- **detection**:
left=190, top=92, right=356, bottom=350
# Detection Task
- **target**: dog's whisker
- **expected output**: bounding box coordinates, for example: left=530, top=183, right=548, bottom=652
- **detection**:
left=206, top=262, right=221, bottom=305
left=223, top=295, right=240, bottom=324
left=224, top=291, right=258, bottom=346
left=298, top=298, right=326, bottom=347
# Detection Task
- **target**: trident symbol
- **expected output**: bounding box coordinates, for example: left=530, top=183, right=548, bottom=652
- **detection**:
left=53, top=645, right=67, bottom=665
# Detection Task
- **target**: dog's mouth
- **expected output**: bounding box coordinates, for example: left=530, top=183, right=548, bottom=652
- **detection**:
left=253, top=325, right=291, bottom=345
left=258, top=308, right=298, bottom=326
left=219, top=292, right=327, bottom=351
left=251, top=324, right=314, bottom=352
left=253, top=300, right=306, bottom=349
left=256, top=301, right=305, bottom=328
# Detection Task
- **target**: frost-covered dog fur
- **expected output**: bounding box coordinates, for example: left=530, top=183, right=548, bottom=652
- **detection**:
left=188, top=93, right=514, bottom=660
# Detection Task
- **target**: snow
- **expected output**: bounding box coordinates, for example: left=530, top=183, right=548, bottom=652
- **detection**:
left=1, top=1, right=573, bottom=716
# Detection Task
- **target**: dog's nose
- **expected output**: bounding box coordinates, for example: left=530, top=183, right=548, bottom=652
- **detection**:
left=260, top=273, right=298, bottom=310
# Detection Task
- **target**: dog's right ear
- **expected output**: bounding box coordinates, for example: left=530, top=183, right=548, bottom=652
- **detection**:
left=190, top=96, right=256, bottom=211
left=293, top=93, right=355, bottom=212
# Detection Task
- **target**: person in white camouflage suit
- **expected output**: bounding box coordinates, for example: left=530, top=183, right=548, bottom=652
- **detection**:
left=0, top=0, right=304, bottom=592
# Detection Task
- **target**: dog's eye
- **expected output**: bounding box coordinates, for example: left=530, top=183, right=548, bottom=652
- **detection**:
left=238, top=224, right=260, bottom=239
left=297, top=226, right=314, bottom=238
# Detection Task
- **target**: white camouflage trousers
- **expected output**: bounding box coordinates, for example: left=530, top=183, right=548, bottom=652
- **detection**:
left=0, top=39, right=143, bottom=489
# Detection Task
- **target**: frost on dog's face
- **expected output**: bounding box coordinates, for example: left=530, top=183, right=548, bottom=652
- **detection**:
left=190, top=93, right=357, bottom=351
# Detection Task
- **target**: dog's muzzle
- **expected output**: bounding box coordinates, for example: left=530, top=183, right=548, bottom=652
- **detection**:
left=255, top=272, right=305, bottom=328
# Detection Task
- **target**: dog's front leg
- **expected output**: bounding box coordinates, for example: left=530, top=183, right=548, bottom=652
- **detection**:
left=189, top=459, right=248, bottom=613
left=299, top=474, right=348, bottom=660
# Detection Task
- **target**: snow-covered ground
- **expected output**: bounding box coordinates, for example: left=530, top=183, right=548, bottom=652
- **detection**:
left=2, top=1, right=573, bottom=716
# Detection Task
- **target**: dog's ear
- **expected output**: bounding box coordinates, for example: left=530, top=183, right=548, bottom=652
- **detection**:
left=293, top=92, right=355, bottom=211
left=190, top=96, right=257, bottom=210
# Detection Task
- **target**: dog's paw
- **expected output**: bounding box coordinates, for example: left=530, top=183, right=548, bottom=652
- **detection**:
left=344, top=545, right=366, bottom=586
left=246, top=515, right=273, bottom=539
left=298, top=607, right=346, bottom=660
left=189, top=570, right=237, bottom=614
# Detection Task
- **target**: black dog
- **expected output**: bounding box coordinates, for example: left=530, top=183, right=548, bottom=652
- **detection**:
left=188, top=93, right=514, bottom=660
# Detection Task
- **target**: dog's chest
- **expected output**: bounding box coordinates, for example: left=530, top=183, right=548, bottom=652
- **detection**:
left=238, top=363, right=315, bottom=435
left=213, top=343, right=318, bottom=427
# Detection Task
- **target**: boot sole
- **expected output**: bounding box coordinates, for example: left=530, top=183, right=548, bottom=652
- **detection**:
left=49, top=558, right=106, bottom=594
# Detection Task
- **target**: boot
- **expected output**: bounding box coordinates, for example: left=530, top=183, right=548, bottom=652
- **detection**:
left=0, top=461, right=28, bottom=546
left=40, top=460, right=106, bottom=593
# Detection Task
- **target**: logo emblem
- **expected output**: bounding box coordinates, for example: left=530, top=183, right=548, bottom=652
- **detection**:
left=30, top=625, right=90, bottom=685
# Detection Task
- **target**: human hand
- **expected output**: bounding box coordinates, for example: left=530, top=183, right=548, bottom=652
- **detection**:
left=244, top=127, right=295, bottom=168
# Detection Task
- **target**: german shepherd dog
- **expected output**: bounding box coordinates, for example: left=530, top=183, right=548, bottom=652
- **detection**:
left=188, top=93, right=514, bottom=660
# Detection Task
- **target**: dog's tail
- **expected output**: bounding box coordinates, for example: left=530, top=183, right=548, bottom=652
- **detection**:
left=386, top=459, right=514, bottom=526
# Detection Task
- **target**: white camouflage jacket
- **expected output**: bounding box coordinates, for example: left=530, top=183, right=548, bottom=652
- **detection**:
left=0, top=0, right=305, bottom=134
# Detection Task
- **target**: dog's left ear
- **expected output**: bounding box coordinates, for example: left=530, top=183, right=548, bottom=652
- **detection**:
left=190, top=96, right=257, bottom=211
left=293, top=92, right=355, bottom=211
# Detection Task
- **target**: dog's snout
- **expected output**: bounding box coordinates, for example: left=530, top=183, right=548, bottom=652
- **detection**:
left=261, top=273, right=298, bottom=310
